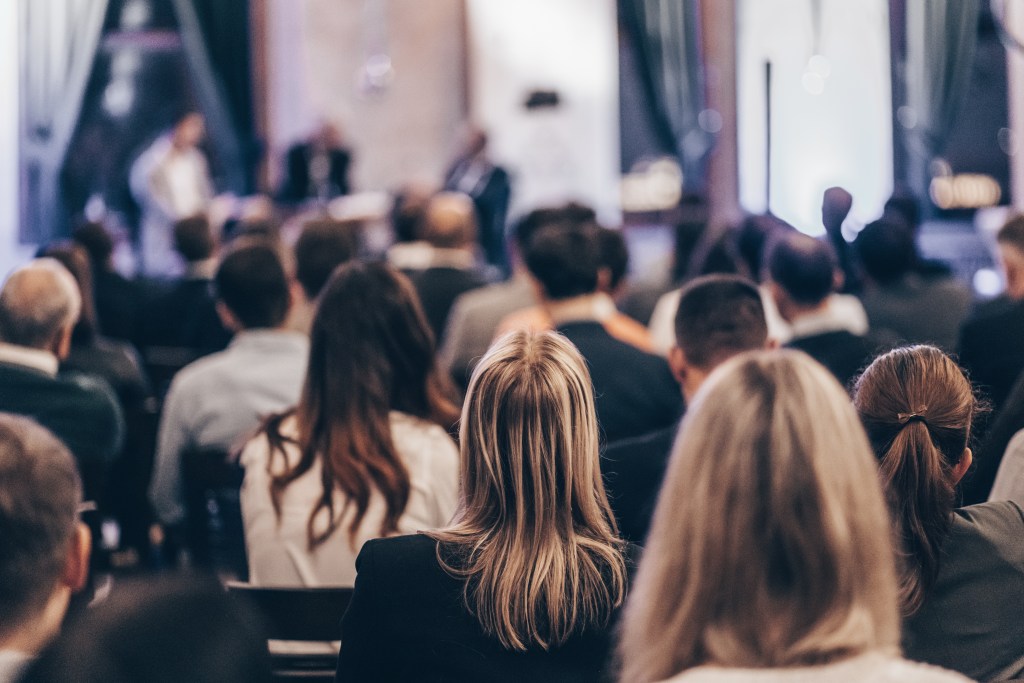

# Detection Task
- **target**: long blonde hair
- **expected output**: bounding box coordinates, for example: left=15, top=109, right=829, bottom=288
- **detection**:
left=429, top=331, right=627, bottom=651
left=618, top=350, right=900, bottom=682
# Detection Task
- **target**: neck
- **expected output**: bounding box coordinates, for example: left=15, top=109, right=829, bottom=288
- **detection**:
left=0, top=591, right=69, bottom=656
left=545, top=293, right=605, bottom=325
left=782, top=298, right=829, bottom=324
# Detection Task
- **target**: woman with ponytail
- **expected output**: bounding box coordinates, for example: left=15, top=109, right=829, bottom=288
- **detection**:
left=854, top=345, right=1024, bottom=681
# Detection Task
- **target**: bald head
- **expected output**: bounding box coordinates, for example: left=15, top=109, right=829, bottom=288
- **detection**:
left=0, top=259, right=81, bottom=352
left=422, top=192, right=477, bottom=250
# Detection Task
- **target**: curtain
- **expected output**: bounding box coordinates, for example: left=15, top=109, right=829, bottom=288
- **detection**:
left=171, top=0, right=248, bottom=194
left=620, top=0, right=712, bottom=188
left=904, top=0, right=981, bottom=191
left=20, top=0, right=109, bottom=243
left=187, top=0, right=258, bottom=193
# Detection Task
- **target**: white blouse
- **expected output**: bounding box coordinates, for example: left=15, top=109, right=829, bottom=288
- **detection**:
left=240, top=412, right=459, bottom=587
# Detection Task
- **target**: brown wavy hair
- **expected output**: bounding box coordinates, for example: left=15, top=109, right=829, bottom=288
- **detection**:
left=261, top=261, right=460, bottom=549
left=852, top=345, right=982, bottom=615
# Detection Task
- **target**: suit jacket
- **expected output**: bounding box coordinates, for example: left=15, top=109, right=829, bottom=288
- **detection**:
left=557, top=321, right=683, bottom=443
left=785, top=330, right=880, bottom=390
left=0, top=362, right=123, bottom=500
left=601, top=422, right=679, bottom=545
left=280, top=143, right=351, bottom=203
left=958, top=296, right=1024, bottom=412
left=337, top=534, right=630, bottom=683
left=406, top=267, right=488, bottom=341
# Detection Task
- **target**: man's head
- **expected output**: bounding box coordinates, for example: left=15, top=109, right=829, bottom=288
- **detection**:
left=0, top=259, right=82, bottom=359
left=766, top=232, right=837, bottom=322
left=294, top=219, right=360, bottom=301
left=596, top=227, right=629, bottom=296
left=172, top=112, right=205, bottom=150
left=0, top=414, right=90, bottom=653
left=421, top=192, right=477, bottom=251
left=214, top=241, right=293, bottom=332
left=855, top=218, right=917, bottom=286
left=509, top=203, right=596, bottom=269
left=71, top=222, right=115, bottom=272
left=173, top=215, right=217, bottom=264
left=524, top=220, right=603, bottom=302
left=997, top=215, right=1024, bottom=300
left=669, top=275, right=770, bottom=400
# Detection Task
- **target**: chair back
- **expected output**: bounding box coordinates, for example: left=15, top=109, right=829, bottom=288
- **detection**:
left=182, top=447, right=246, bottom=578
left=225, top=582, right=352, bottom=642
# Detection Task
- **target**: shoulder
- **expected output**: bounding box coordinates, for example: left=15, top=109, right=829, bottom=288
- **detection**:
left=954, top=500, right=1024, bottom=535
left=603, top=424, right=678, bottom=463
left=59, top=371, right=120, bottom=413
left=358, top=534, right=443, bottom=578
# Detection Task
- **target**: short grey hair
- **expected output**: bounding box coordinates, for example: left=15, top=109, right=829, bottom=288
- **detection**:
left=0, top=259, right=82, bottom=349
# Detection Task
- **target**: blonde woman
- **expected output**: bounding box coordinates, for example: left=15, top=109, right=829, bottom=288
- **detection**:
left=336, top=331, right=630, bottom=682
left=617, top=351, right=970, bottom=683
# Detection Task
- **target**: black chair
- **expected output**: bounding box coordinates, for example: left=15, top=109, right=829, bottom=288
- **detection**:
left=225, top=582, right=353, bottom=682
left=181, top=447, right=247, bottom=579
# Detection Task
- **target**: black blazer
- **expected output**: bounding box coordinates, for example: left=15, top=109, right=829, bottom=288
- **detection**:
left=406, top=267, right=488, bottom=341
left=601, top=422, right=679, bottom=545
left=0, top=361, right=123, bottom=500
left=280, top=143, right=352, bottom=203
left=785, top=330, right=879, bottom=390
left=337, top=534, right=630, bottom=683
left=557, top=321, right=683, bottom=443
left=959, top=297, right=1024, bottom=412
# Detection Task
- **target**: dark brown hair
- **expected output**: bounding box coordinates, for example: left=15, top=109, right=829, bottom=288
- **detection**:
left=262, top=262, right=460, bottom=549
left=673, top=274, right=767, bottom=368
left=852, top=345, right=981, bottom=615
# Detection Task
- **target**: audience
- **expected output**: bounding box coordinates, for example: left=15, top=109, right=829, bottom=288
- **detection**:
left=855, top=217, right=970, bottom=351
left=337, top=331, right=630, bottom=682
left=240, top=262, right=460, bottom=586
left=853, top=345, right=1024, bottom=681
left=523, top=220, right=682, bottom=441
left=289, top=217, right=360, bottom=333
left=0, top=259, right=123, bottom=502
left=71, top=221, right=143, bottom=345
left=602, top=275, right=770, bottom=543
left=768, top=231, right=879, bottom=387
left=140, top=215, right=231, bottom=357
left=617, top=351, right=968, bottom=683
left=22, top=577, right=272, bottom=683
left=496, top=225, right=653, bottom=352
left=0, top=414, right=91, bottom=683
left=404, top=192, right=489, bottom=339
left=959, top=214, right=1024, bottom=412
left=149, top=241, right=307, bottom=536
left=439, top=203, right=594, bottom=390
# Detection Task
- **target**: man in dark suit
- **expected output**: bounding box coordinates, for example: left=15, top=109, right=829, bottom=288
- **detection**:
left=142, top=215, right=231, bottom=355
left=525, top=219, right=682, bottom=443
left=405, top=192, right=489, bottom=339
left=958, top=215, right=1024, bottom=503
left=0, top=259, right=124, bottom=502
left=278, top=122, right=352, bottom=204
left=768, top=232, right=879, bottom=388
left=602, top=275, right=771, bottom=544
left=444, top=127, right=511, bottom=273
left=0, top=414, right=92, bottom=675
left=959, top=215, right=1024, bottom=413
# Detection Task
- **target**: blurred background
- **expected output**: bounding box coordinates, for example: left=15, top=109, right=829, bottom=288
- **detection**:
left=2, top=0, right=1023, bottom=294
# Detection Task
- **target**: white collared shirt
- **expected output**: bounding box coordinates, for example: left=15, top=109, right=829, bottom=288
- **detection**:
left=0, top=342, right=59, bottom=376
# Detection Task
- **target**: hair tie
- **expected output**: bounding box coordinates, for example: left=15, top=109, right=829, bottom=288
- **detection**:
left=897, top=407, right=928, bottom=426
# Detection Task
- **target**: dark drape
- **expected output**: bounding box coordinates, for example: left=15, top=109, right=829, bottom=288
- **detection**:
left=19, top=0, right=109, bottom=243
left=619, top=0, right=712, bottom=189
left=187, top=0, right=258, bottom=193
left=170, top=0, right=251, bottom=194
left=904, top=0, right=981, bottom=193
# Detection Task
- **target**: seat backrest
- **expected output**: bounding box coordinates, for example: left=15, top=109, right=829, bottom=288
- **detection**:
left=225, top=582, right=353, bottom=642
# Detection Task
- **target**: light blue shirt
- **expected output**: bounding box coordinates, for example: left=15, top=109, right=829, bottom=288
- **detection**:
left=149, top=329, right=308, bottom=525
